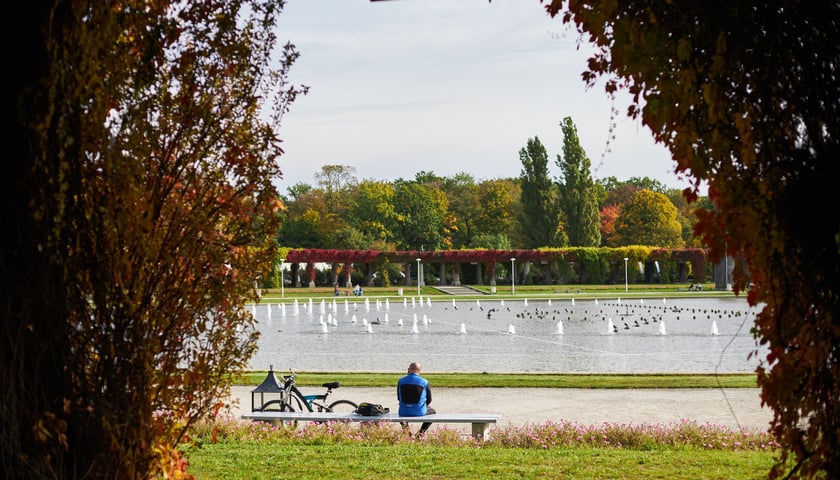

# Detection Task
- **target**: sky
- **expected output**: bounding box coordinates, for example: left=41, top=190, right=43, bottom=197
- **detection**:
left=274, top=0, right=697, bottom=193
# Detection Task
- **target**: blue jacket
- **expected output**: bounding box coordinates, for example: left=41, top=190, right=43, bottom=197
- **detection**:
left=397, top=372, right=431, bottom=416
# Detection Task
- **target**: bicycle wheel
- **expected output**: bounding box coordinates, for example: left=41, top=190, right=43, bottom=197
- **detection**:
left=258, top=399, right=286, bottom=411
left=284, top=391, right=306, bottom=412
left=326, top=399, right=358, bottom=413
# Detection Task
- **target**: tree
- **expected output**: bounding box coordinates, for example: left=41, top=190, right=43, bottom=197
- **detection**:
left=547, top=1, right=840, bottom=477
left=556, top=117, right=601, bottom=246
left=518, top=137, right=563, bottom=247
left=599, top=203, right=621, bottom=247
left=414, top=170, right=444, bottom=185
left=393, top=181, right=446, bottom=251
left=614, top=190, right=683, bottom=248
left=666, top=188, right=708, bottom=248
left=329, top=225, right=369, bottom=251
left=597, top=176, right=670, bottom=207
left=4, top=1, right=305, bottom=477
left=413, top=172, right=459, bottom=249
left=285, top=182, right=314, bottom=202
left=598, top=178, right=640, bottom=208
left=315, top=164, right=357, bottom=215
left=281, top=209, right=329, bottom=248
left=441, top=172, right=480, bottom=248
left=471, top=233, right=512, bottom=250
left=625, top=176, right=669, bottom=194
left=280, top=185, right=345, bottom=248
left=348, top=180, right=398, bottom=245
left=476, top=178, right=518, bottom=239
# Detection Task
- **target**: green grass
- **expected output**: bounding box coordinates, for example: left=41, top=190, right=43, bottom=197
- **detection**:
left=232, top=372, right=758, bottom=389
left=184, top=438, right=776, bottom=480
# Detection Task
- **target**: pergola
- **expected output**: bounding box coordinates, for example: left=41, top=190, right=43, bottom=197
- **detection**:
left=281, top=247, right=710, bottom=288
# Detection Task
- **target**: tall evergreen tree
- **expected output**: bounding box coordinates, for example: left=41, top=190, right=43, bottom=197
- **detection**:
left=556, top=117, right=601, bottom=246
left=518, top=137, right=562, bottom=247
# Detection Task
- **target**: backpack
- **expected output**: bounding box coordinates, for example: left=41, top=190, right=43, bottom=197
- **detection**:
left=355, top=402, right=389, bottom=416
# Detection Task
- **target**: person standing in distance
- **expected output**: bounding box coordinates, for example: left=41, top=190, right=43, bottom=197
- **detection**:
left=397, top=362, right=436, bottom=436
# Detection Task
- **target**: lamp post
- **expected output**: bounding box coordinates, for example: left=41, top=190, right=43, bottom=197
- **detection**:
left=623, top=257, right=629, bottom=293
left=416, top=258, right=421, bottom=297
left=279, top=258, right=285, bottom=298
left=510, top=257, right=516, bottom=295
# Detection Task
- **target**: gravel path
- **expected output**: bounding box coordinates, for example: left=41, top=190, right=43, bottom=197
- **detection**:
left=228, top=386, right=772, bottom=433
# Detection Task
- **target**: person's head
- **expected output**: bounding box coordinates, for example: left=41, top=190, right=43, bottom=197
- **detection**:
left=407, top=362, right=421, bottom=374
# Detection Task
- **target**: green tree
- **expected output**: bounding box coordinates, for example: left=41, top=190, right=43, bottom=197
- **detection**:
left=280, top=184, right=348, bottom=248
left=518, top=137, right=563, bottom=247
left=625, top=176, right=669, bottom=194
left=329, top=225, right=368, bottom=251
left=556, top=116, right=601, bottom=246
left=666, top=188, right=708, bottom=248
left=614, top=190, right=683, bottom=247
left=476, top=178, right=518, bottom=238
left=548, top=2, right=840, bottom=477
left=393, top=181, right=446, bottom=250
left=315, top=164, right=357, bottom=215
left=347, top=180, right=398, bottom=245
left=471, top=233, right=513, bottom=250
left=285, top=182, right=314, bottom=201
left=4, top=1, right=305, bottom=477
left=441, top=172, right=480, bottom=248
left=413, top=172, right=459, bottom=249
left=281, top=209, right=329, bottom=248
left=414, top=170, right=444, bottom=185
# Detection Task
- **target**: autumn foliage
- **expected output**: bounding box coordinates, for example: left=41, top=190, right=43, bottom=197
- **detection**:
left=546, top=1, right=840, bottom=477
left=4, top=1, right=305, bottom=478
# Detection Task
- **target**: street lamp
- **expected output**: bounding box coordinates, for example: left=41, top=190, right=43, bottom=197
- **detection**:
left=623, top=257, right=629, bottom=293
left=416, top=258, right=421, bottom=297
left=279, top=258, right=285, bottom=298
left=510, top=257, right=516, bottom=295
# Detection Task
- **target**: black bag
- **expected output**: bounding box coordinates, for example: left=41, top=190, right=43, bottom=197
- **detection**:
left=355, top=402, right=389, bottom=416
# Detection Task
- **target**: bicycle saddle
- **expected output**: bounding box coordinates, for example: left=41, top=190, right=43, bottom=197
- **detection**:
left=322, top=381, right=341, bottom=389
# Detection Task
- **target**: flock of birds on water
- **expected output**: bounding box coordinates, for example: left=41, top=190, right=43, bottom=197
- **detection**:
left=252, top=296, right=755, bottom=338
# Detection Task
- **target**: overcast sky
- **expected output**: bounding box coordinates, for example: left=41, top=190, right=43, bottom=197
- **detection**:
left=274, top=0, right=697, bottom=192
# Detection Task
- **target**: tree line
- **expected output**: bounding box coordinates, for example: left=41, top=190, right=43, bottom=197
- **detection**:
left=279, top=119, right=711, bottom=256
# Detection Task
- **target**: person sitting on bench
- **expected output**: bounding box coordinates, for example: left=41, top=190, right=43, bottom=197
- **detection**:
left=397, top=362, right=436, bottom=436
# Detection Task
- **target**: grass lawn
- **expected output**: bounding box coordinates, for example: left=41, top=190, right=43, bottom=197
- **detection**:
left=232, top=372, right=758, bottom=389
left=184, top=436, right=777, bottom=480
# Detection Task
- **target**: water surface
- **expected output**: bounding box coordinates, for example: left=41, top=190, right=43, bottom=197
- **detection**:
left=248, top=296, right=766, bottom=374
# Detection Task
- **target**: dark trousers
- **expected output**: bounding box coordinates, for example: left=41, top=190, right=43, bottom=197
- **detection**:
left=401, top=407, right=436, bottom=434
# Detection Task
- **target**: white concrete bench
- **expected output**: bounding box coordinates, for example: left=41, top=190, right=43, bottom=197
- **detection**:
left=242, top=411, right=501, bottom=441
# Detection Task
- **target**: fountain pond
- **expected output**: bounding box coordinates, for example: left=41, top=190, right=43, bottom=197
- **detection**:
left=247, top=296, right=766, bottom=374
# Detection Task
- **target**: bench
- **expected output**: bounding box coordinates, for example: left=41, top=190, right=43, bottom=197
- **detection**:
left=242, top=411, right=501, bottom=441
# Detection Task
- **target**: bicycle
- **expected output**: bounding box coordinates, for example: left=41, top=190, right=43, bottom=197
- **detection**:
left=260, top=369, right=358, bottom=414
